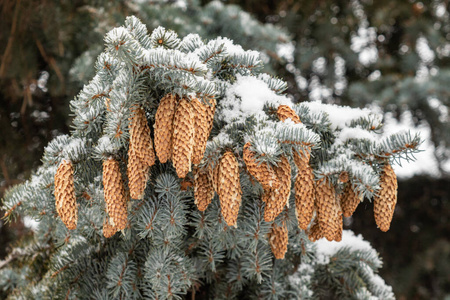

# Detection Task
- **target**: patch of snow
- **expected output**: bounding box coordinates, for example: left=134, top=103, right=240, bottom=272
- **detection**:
left=23, top=216, right=39, bottom=232
left=337, top=127, right=378, bottom=144
left=304, top=101, right=377, bottom=129
left=62, top=138, right=85, bottom=160
left=315, top=230, right=375, bottom=263
left=212, top=131, right=233, bottom=146
left=220, top=75, right=291, bottom=123
left=276, top=42, right=295, bottom=63
left=214, top=37, right=245, bottom=56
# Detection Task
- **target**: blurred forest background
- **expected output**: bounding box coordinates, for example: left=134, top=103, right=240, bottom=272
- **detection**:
left=0, top=0, right=449, bottom=299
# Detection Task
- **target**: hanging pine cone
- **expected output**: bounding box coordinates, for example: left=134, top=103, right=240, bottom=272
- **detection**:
left=307, top=221, right=323, bottom=242
left=128, top=106, right=154, bottom=199
left=103, top=218, right=117, bottom=238
left=54, top=160, right=78, bottom=230
left=334, top=213, right=343, bottom=242
left=194, top=166, right=214, bottom=211
left=129, top=105, right=155, bottom=167
left=209, top=162, right=221, bottom=194
left=103, top=158, right=128, bottom=230
left=341, top=182, right=362, bottom=217
left=191, top=97, right=215, bottom=165
left=127, top=146, right=149, bottom=199
left=154, top=93, right=178, bottom=163
left=374, top=163, right=398, bottom=232
left=315, top=177, right=340, bottom=241
left=217, top=151, right=242, bottom=227
left=268, top=222, right=289, bottom=259
left=242, top=142, right=279, bottom=190
left=293, top=150, right=315, bottom=230
left=264, top=155, right=291, bottom=222
left=277, top=105, right=301, bottom=124
left=172, top=96, right=195, bottom=178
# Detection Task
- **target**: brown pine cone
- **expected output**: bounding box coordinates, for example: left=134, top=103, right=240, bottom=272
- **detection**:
left=127, top=146, right=149, bottom=199
left=103, top=158, right=128, bottom=230
left=307, top=221, right=324, bottom=242
left=334, top=213, right=343, bottom=242
left=127, top=106, right=153, bottom=199
left=341, top=183, right=362, bottom=217
left=54, top=160, right=78, bottom=230
left=194, top=166, right=214, bottom=211
left=315, top=177, right=340, bottom=241
left=268, top=222, right=289, bottom=259
left=242, top=142, right=279, bottom=190
left=209, top=162, right=221, bottom=194
left=172, top=97, right=195, bottom=178
left=129, top=106, right=155, bottom=167
left=217, top=152, right=242, bottom=227
left=374, top=163, right=398, bottom=232
left=103, top=218, right=117, bottom=238
left=277, top=105, right=301, bottom=124
left=264, top=155, right=291, bottom=222
left=191, top=97, right=211, bottom=165
left=154, top=93, right=178, bottom=163
left=293, top=150, right=315, bottom=230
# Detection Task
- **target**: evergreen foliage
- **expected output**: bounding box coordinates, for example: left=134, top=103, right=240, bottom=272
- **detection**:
left=0, top=17, right=421, bottom=299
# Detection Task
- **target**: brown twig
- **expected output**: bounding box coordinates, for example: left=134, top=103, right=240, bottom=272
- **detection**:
left=34, top=37, right=65, bottom=85
left=0, top=0, right=21, bottom=77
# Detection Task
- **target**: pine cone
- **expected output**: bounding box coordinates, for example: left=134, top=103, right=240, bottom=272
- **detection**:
left=242, top=142, right=279, bottom=190
left=374, top=163, right=398, bottom=232
left=264, top=155, right=291, bottom=222
left=277, top=105, right=301, bottom=124
left=154, top=93, right=178, bottom=163
left=127, top=146, right=149, bottom=199
left=191, top=97, right=215, bottom=165
left=172, top=97, right=195, bottom=178
left=129, top=106, right=155, bottom=167
left=307, top=221, right=323, bottom=242
left=293, top=150, right=315, bottom=230
left=103, top=218, right=117, bottom=238
left=334, top=213, right=343, bottom=242
left=54, top=160, right=78, bottom=230
left=341, top=183, right=362, bottom=217
left=103, top=158, right=128, bottom=230
left=315, top=177, right=340, bottom=241
left=217, top=152, right=242, bottom=226
left=268, top=222, right=289, bottom=259
left=209, top=162, right=221, bottom=194
left=127, top=106, right=153, bottom=199
left=194, top=166, right=214, bottom=211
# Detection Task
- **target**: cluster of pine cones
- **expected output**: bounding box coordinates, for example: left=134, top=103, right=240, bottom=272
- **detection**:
left=54, top=94, right=216, bottom=237
left=53, top=98, right=398, bottom=260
